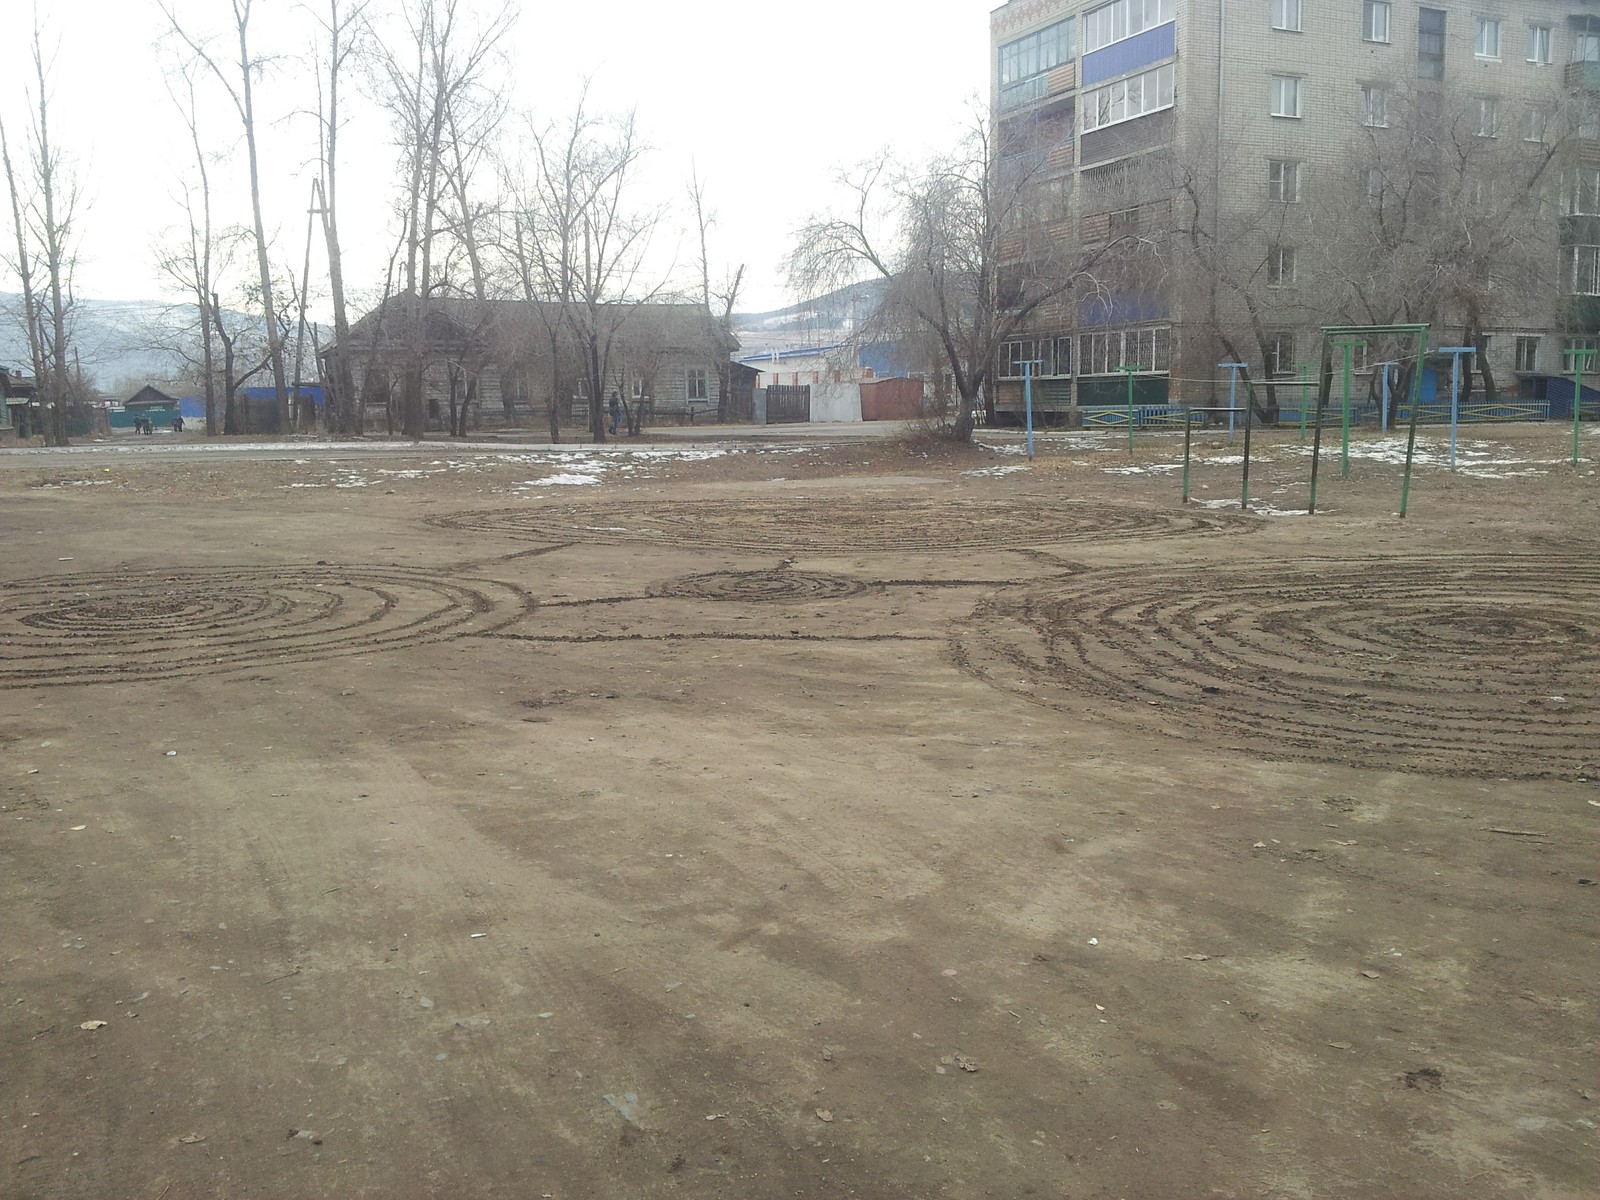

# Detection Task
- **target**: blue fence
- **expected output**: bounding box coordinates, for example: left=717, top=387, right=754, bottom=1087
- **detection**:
left=1081, top=404, right=1196, bottom=429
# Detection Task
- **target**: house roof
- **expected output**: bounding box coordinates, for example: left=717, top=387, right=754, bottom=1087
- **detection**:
left=126, top=385, right=182, bottom=408
left=2, top=369, right=38, bottom=399
left=337, top=295, right=741, bottom=359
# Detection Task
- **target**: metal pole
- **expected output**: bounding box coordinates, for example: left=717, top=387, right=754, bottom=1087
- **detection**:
left=1438, top=347, right=1475, bottom=471
left=1574, top=348, right=1595, bottom=466
left=1218, top=362, right=1246, bottom=447
left=1380, top=362, right=1390, bottom=435
left=1338, top=342, right=1355, bottom=478
left=1183, top=407, right=1194, bottom=503
left=1119, top=364, right=1143, bottom=454
left=1310, top=357, right=1330, bottom=515
left=1297, top=362, right=1312, bottom=444
left=1241, top=380, right=1254, bottom=509
left=1399, top=330, right=1429, bottom=519
left=1023, top=359, right=1035, bottom=461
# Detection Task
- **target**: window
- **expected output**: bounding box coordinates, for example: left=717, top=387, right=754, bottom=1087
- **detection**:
left=1474, top=19, right=1501, bottom=59
left=1362, top=167, right=1385, bottom=201
left=1361, top=86, right=1388, bottom=127
left=1082, top=63, right=1176, bottom=132
left=1000, top=337, right=1073, bottom=378
left=1418, top=8, right=1446, bottom=79
left=1077, top=326, right=1171, bottom=374
left=1268, top=158, right=1300, bottom=202
left=686, top=367, right=708, bottom=401
left=1569, top=166, right=1600, bottom=215
left=1523, top=107, right=1546, bottom=142
left=999, top=17, right=1077, bottom=110
left=1564, top=338, right=1599, bottom=371
left=1083, top=0, right=1174, bottom=54
left=1568, top=246, right=1600, bottom=296
left=1476, top=97, right=1499, bottom=137
left=1578, top=33, right=1600, bottom=64
left=1268, top=245, right=1296, bottom=286
left=1582, top=107, right=1600, bottom=141
left=1514, top=337, right=1539, bottom=373
left=1527, top=25, right=1552, bottom=64
left=1362, top=1, right=1390, bottom=43
left=1269, top=332, right=1297, bottom=376
left=1271, top=74, right=1302, bottom=118
left=1271, top=0, right=1301, bottom=32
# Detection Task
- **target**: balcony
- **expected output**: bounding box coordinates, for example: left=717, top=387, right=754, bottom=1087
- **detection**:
left=1567, top=61, right=1600, bottom=91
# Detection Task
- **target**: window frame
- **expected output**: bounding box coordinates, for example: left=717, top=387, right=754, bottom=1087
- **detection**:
left=1270, top=0, right=1302, bottom=33
left=998, top=17, right=1078, bottom=111
left=685, top=367, right=709, bottom=401
left=1361, top=85, right=1389, bottom=128
left=1526, top=25, right=1552, bottom=65
left=1523, top=107, right=1546, bottom=143
left=1568, top=246, right=1600, bottom=297
left=1513, top=336, right=1539, bottom=373
left=1418, top=8, right=1447, bottom=79
left=1268, top=158, right=1301, bottom=203
left=1270, top=74, right=1303, bottom=119
left=1575, top=31, right=1600, bottom=63
left=1569, top=166, right=1600, bottom=216
left=1081, top=63, right=1175, bottom=133
left=1474, top=18, right=1501, bottom=60
left=1362, top=1, right=1391, bottom=44
left=1268, top=332, right=1298, bottom=376
left=1476, top=96, right=1499, bottom=138
left=1267, top=245, right=1297, bottom=287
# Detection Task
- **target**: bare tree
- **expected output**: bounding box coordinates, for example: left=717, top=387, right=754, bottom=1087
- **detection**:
left=789, top=113, right=1126, bottom=442
left=370, top=0, right=515, bottom=438
left=163, top=0, right=291, bottom=431
left=688, top=165, right=745, bottom=422
left=159, top=62, right=221, bottom=435
left=0, top=118, right=45, bottom=424
left=1311, top=80, right=1570, bottom=409
left=2, top=26, right=83, bottom=445
left=310, top=0, right=369, bottom=435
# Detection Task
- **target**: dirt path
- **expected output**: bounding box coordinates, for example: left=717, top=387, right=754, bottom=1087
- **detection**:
left=2, top=425, right=1596, bottom=1198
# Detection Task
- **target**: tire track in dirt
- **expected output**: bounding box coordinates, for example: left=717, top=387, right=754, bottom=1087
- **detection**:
left=431, top=497, right=1250, bottom=553
left=952, top=553, right=1598, bottom=778
left=0, top=565, right=534, bottom=688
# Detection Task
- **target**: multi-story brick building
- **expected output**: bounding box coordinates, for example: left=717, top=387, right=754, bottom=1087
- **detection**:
left=990, top=0, right=1600, bottom=418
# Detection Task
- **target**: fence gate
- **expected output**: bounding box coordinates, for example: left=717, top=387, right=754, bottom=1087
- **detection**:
left=765, top=384, right=811, bottom=424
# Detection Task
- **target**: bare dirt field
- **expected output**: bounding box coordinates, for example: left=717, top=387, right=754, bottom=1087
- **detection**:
left=2, top=423, right=1596, bottom=1199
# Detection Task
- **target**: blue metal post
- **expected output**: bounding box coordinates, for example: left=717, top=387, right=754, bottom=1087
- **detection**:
left=1218, top=362, right=1247, bottom=446
left=1439, top=347, right=1475, bottom=471
left=1379, top=362, right=1390, bottom=434
left=1023, top=359, right=1035, bottom=461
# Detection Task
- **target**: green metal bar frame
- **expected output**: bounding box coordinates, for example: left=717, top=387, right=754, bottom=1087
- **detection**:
left=1318, top=325, right=1430, bottom=518
left=1118, top=365, right=1144, bottom=453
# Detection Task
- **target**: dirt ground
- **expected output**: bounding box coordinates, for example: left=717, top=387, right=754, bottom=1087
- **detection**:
left=2, top=422, right=1596, bottom=1199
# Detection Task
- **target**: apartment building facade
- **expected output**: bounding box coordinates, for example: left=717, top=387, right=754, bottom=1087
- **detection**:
left=990, top=0, right=1600, bottom=416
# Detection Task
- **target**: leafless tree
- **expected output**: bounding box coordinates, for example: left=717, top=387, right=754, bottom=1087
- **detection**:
left=1, top=26, right=83, bottom=445
left=789, top=112, right=1127, bottom=442
left=163, top=0, right=291, bottom=432
left=1311, top=79, right=1572, bottom=408
left=370, top=0, right=515, bottom=438
left=310, top=0, right=370, bottom=435
left=688, top=165, right=744, bottom=422
left=506, top=93, right=668, bottom=442
left=159, top=61, right=220, bottom=435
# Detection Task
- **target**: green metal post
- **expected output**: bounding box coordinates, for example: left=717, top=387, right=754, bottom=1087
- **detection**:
left=1399, top=329, right=1429, bottom=518
left=1573, top=348, right=1595, bottom=466
left=1337, top=341, right=1356, bottom=478
left=1297, top=362, right=1313, bottom=444
left=1119, top=365, right=1143, bottom=453
left=1241, top=381, right=1254, bottom=509
left=1182, top=407, right=1194, bottom=503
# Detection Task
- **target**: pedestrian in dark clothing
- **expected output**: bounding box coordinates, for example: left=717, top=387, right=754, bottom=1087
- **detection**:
left=608, top=391, right=621, bottom=436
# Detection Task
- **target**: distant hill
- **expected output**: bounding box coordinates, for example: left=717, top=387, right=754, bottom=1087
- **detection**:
left=0, top=294, right=280, bottom=396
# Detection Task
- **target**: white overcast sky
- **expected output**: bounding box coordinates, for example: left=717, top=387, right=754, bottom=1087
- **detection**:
left=0, top=0, right=998, bottom=317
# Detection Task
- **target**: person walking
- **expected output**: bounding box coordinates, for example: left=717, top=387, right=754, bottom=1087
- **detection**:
left=607, top=390, right=621, bottom=437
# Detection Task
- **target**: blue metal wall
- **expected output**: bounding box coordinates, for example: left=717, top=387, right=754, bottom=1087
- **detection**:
left=1081, top=22, right=1176, bottom=87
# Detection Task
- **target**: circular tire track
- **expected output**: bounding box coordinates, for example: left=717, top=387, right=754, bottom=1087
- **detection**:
left=432, top=497, right=1246, bottom=553
left=652, top=569, right=873, bottom=602
left=0, top=565, right=532, bottom=688
left=953, top=554, right=1598, bottom=778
